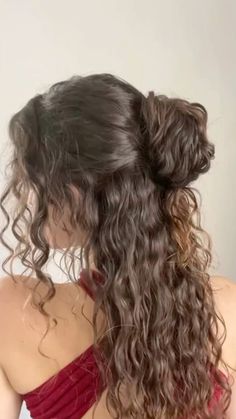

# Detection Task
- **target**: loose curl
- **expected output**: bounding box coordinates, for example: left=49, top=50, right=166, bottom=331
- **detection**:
left=0, top=73, right=233, bottom=418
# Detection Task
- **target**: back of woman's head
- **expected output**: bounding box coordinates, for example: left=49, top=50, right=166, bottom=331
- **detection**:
left=0, top=73, right=232, bottom=418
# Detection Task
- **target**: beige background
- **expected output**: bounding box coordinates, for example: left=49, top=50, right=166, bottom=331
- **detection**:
left=0, top=1, right=235, bottom=417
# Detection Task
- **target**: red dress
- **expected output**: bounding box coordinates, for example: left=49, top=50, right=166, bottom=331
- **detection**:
left=20, top=269, right=227, bottom=418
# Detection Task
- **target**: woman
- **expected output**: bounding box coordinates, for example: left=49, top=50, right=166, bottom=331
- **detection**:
left=0, top=73, right=235, bottom=419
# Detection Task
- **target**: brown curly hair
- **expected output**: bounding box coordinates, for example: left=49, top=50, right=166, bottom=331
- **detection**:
left=0, top=73, right=233, bottom=418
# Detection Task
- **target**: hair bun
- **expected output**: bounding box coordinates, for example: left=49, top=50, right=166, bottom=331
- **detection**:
left=140, top=91, right=215, bottom=190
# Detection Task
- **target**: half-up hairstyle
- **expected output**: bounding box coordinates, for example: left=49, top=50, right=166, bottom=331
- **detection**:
left=0, top=73, right=233, bottom=418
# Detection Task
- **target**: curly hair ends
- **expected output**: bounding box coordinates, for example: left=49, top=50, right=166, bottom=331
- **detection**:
left=0, top=73, right=233, bottom=418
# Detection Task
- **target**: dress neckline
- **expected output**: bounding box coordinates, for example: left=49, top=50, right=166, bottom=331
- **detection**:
left=20, top=343, right=95, bottom=397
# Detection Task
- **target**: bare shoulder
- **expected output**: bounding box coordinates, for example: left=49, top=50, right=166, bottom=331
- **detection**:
left=0, top=275, right=32, bottom=317
left=0, top=275, right=32, bottom=347
left=210, top=275, right=236, bottom=310
left=0, top=274, right=50, bottom=345
left=210, top=275, right=236, bottom=370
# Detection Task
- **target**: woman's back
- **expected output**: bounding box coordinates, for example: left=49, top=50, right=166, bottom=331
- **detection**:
left=0, top=270, right=110, bottom=418
left=0, top=272, right=236, bottom=418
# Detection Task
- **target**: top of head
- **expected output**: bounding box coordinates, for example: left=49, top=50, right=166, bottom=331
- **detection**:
left=9, top=73, right=215, bottom=192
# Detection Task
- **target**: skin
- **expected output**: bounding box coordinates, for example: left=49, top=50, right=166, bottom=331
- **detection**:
left=0, top=209, right=236, bottom=418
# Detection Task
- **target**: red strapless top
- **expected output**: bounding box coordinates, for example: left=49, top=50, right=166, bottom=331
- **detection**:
left=20, top=269, right=227, bottom=418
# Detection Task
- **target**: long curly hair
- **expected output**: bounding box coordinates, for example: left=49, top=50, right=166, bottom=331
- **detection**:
left=0, top=73, right=233, bottom=418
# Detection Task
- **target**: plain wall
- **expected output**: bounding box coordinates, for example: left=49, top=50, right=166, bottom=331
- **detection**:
left=0, top=1, right=235, bottom=417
